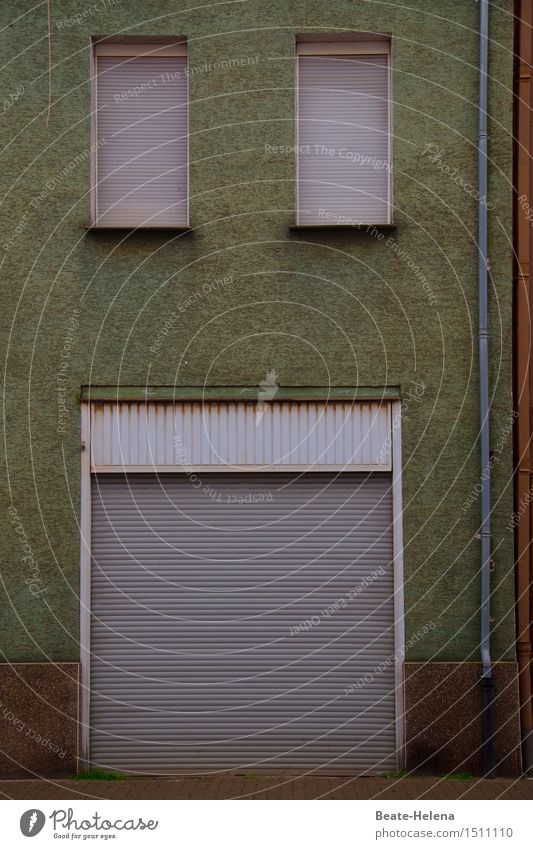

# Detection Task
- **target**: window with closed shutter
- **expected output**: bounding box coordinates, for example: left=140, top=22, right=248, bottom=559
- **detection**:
left=297, top=41, right=391, bottom=226
left=93, top=41, right=188, bottom=227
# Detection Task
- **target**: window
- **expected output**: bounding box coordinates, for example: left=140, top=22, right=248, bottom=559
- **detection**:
left=296, top=37, right=391, bottom=226
left=92, top=38, right=188, bottom=227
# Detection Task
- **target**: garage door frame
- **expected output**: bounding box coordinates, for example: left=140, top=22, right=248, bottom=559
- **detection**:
left=79, top=398, right=404, bottom=771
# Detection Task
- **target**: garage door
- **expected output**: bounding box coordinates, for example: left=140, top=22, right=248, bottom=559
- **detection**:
left=90, top=472, right=396, bottom=774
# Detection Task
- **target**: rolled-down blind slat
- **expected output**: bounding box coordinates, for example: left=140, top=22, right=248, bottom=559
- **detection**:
left=96, top=56, right=188, bottom=226
left=298, top=54, right=390, bottom=225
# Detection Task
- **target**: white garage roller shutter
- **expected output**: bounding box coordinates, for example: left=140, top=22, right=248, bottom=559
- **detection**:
left=90, top=472, right=396, bottom=774
left=95, top=52, right=188, bottom=227
left=297, top=52, right=390, bottom=225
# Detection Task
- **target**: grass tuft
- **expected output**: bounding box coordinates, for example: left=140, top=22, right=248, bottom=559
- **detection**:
left=72, top=768, right=129, bottom=781
left=444, top=771, right=474, bottom=781
left=381, top=768, right=408, bottom=779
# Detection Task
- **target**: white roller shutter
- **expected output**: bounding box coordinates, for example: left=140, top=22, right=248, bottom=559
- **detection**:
left=95, top=52, right=188, bottom=227
left=297, top=52, right=390, bottom=225
left=90, top=472, right=397, bottom=774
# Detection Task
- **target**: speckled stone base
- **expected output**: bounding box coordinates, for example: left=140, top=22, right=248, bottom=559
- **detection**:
left=404, top=662, right=522, bottom=776
left=0, top=663, right=79, bottom=778
left=0, top=661, right=522, bottom=777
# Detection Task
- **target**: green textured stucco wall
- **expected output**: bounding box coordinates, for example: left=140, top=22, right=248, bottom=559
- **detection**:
left=0, top=1, right=515, bottom=664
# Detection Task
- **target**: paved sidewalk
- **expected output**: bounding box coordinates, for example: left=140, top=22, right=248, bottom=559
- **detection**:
left=0, top=776, right=532, bottom=800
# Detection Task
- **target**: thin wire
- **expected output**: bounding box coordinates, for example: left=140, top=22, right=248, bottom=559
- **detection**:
left=45, top=0, right=52, bottom=125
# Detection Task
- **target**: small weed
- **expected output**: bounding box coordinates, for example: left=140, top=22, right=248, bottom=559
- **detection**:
left=244, top=773, right=259, bottom=780
left=72, top=768, right=130, bottom=781
left=381, top=768, right=408, bottom=779
left=444, top=771, right=474, bottom=781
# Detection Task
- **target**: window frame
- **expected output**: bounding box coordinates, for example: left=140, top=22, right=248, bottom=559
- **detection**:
left=295, top=35, right=393, bottom=226
left=90, top=36, right=189, bottom=229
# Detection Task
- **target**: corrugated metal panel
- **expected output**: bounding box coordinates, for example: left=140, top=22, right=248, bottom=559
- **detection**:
left=90, top=472, right=396, bottom=773
left=96, top=55, right=188, bottom=226
left=90, top=402, right=392, bottom=470
left=298, top=54, right=390, bottom=224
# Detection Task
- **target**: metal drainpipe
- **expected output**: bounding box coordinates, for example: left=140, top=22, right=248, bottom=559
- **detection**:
left=478, top=0, right=495, bottom=778
left=515, top=0, right=533, bottom=776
